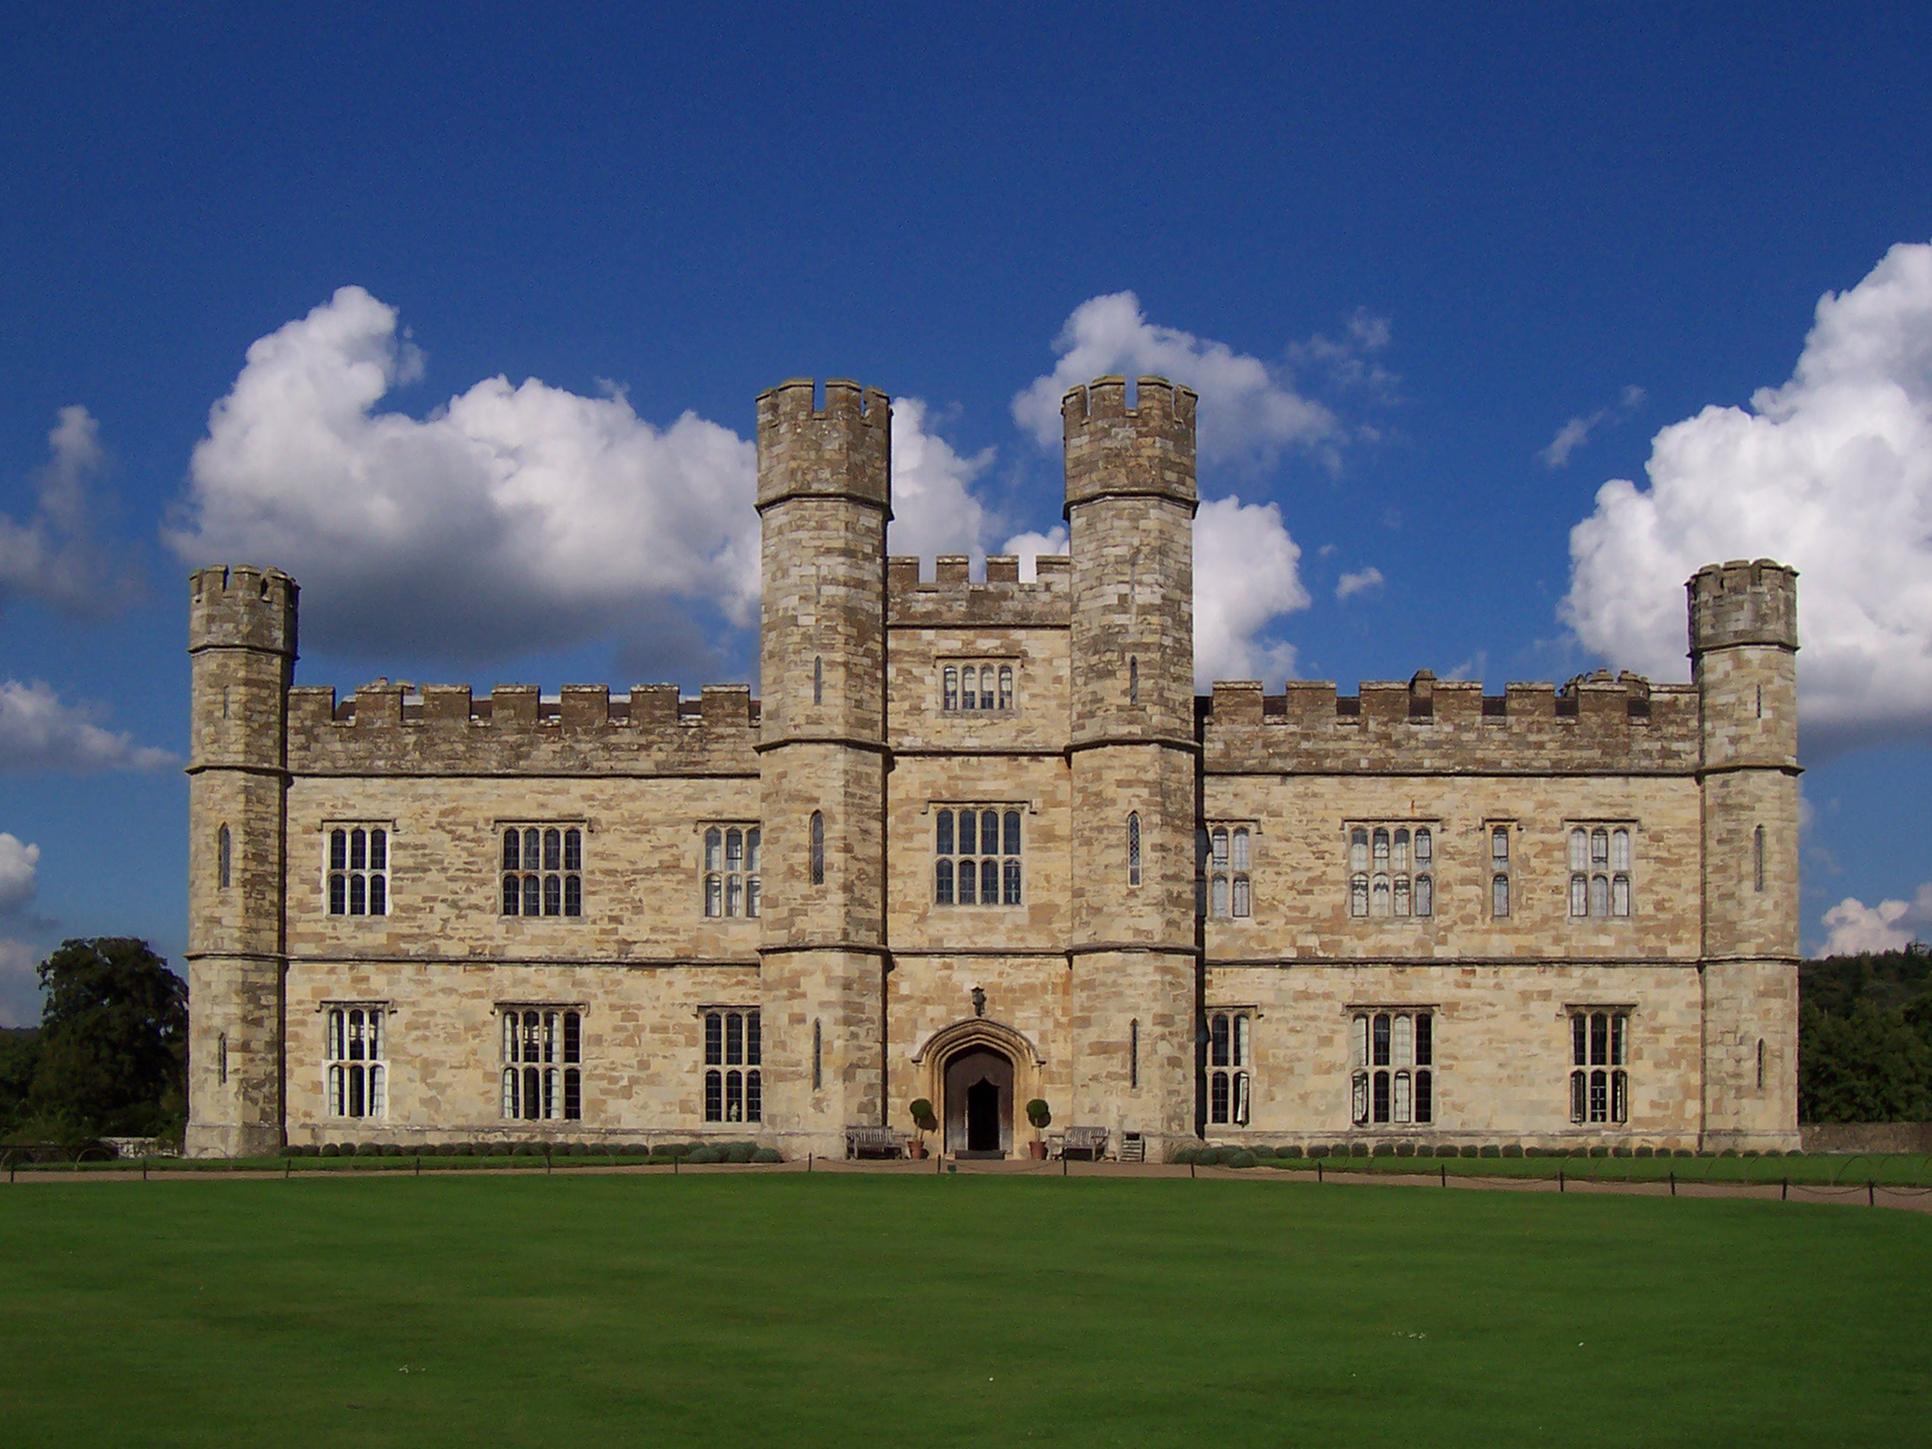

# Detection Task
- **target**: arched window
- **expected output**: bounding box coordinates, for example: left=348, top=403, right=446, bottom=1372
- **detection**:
left=327, top=1006, right=387, bottom=1119
left=1392, top=828, right=1409, bottom=874
left=1757, top=1037, right=1766, bottom=1090
left=217, top=824, right=231, bottom=890
left=943, top=666, right=959, bottom=711
left=1591, top=828, right=1609, bottom=869
left=1590, top=875, right=1609, bottom=916
left=1569, top=1009, right=1629, bottom=1124
left=1205, top=1010, right=1251, bottom=1125
left=217, top=1032, right=227, bottom=1085
left=1128, top=655, right=1139, bottom=704
left=1392, top=876, right=1410, bottom=917
left=813, top=656, right=823, bottom=705
left=1129, top=1018, right=1140, bottom=1090
left=1571, top=828, right=1589, bottom=873
left=1371, top=875, right=1390, bottom=917
left=1352, top=1009, right=1434, bottom=1127
left=812, top=1019, right=823, bottom=1091
left=1211, top=874, right=1230, bottom=917
left=1492, top=873, right=1510, bottom=918
left=1350, top=828, right=1369, bottom=874
left=1611, top=874, right=1630, bottom=916
left=1372, top=829, right=1390, bottom=871
left=1127, top=812, right=1141, bottom=888
left=1491, top=826, right=1510, bottom=917
left=1611, top=829, right=1630, bottom=871
left=998, top=665, right=1013, bottom=711
left=1753, top=825, right=1766, bottom=892
left=1570, top=874, right=1588, bottom=917
left=1414, top=873, right=1432, bottom=917
left=809, top=811, right=825, bottom=885
left=703, top=1008, right=761, bottom=1123
left=1351, top=874, right=1370, bottom=917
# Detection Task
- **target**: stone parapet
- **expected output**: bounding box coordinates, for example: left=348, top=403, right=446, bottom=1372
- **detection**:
left=886, top=554, right=1072, bottom=629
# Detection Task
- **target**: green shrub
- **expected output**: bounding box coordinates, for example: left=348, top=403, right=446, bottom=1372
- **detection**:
left=1741, top=1148, right=1759, bottom=1158
left=1026, top=1099, right=1052, bottom=1130
left=1718, top=1148, right=1738, bottom=1158
left=724, top=1142, right=755, bottom=1164
left=1306, top=1144, right=1329, bottom=1159
left=1278, top=1144, right=1303, bottom=1159
left=1674, top=1147, right=1695, bottom=1158
left=1393, top=1141, right=1415, bottom=1157
left=1762, top=1147, right=1784, bottom=1157
left=1347, top=1142, right=1368, bottom=1158
left=1697, top=1150, right=1716, bottom=1158
left=1478, top=1145, right=1500, bottom=1158
left=1635, top=1145, right=1653, bottom=1158
left=1460, top=1145, right=1479, bottom=1158
left=687, top=1145, right=724, bottom=1164
left=1372, top=1142, right=1395, bottom=1157
left=660, top=1142, right=694, bottom=1158
left=1612, top=1146, right=1633, bottom=1158
left=490, top=1142, right=513, bottom=1157
left=1502, top=1144, right=1524, bottom=1158
left=1250, top=1144, right=1276, bottom=1159
left=752, top=1147, right=782, bottom=1163
left=1228, top=1150, right=1257, bottom=1169
left=1588, top=1145, right=1610, bottom=1158
left=1432, top=1144, right=1455, bottom=1158
left=277, top=1144, right=300, bottom=1157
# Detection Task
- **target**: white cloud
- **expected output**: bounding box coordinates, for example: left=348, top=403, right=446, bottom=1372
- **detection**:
left=0, top=936, right=39, bottom=1028
left=1541, top=385, right=1646, bottom=468
left=886, top=397, right=997, bottom=561
left=1563, top=243, right=1932, bottom=750
left=166, top=286, right=763, bottom=663
left=1011, top=292, right=1342, bottom=468
left=0, top=834, right=38, bottom=915
left=1335, top=566, right=1385, bottom=602
left=1194, top=496, right=1310, bottom=685
left=0, top=405, right=138, bottom=617
left=1818, top=882, right=1932, bottom=955
left=0, top=679, right=177, bottom=774
left=1000, top=526, right=1069, bottom=581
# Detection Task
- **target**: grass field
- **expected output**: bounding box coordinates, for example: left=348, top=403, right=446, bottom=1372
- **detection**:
left=1, top=1175, right=1926, bottom=1448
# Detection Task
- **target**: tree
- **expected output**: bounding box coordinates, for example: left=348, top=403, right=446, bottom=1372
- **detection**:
left=1798, top=948, right=1932, bottom=1123
left=28, top=938, right=187, bottom=1138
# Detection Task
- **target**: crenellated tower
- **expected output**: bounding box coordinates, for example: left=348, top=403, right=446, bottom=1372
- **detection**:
left=185, top=565, right=296, bottom=1157
left=755, top=380, right=892, bottom=1157
left=1690, top=558, right=1801, bottom=1150
left=1063, top=376, right=1201, bottom=1156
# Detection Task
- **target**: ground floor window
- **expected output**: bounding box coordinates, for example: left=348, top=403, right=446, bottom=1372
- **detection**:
left=1351, top=1009, right=1434, bottom=1126
left=1205, top=1009, right=1252, bottom=1125
left=1570, top=1009, right=1629, bottom=1124
left=327, top=1005, right=386, bottom=1118
left=501, top=1007, right=583, bottom=1121
left=704, top=1007, right=762, bottom=1122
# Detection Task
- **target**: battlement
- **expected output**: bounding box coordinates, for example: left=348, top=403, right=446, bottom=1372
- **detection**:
left=1202, top=669, right=1703, bottom=775
left=1688, top=558, right=1798, bottom=653
left=287, top=680, right=762, bottom=776
left=1062, top=375, right=1198, bottom=517
left=884, top=553, right=1073, bottom=629
left=188, top=565, right=298, bottom=655
left=755, top=377, right=892, bottom=514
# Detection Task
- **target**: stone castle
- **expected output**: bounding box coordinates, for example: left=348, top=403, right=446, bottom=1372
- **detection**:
left=185, top=375, right=1801, bottom=1159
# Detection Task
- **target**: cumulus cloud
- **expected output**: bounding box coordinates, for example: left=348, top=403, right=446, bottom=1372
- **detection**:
left=1563, top=243, right=1932, bottom=750
left=1011, top=292, right=1343, bottom=468
left=0, top=834, right=38, bottom=915
left=0, top=405, right=139, bottom=617
left=1194, top=496, right=1310, bottom=685
left=1000, top=526, right=1069, bottom=581
left=886, top=397, right=997, bottom=561
left=166, top=286, right=763, bottom=664
left=1818, top=882, right=1932, bottom=956
left=0, top=936, right=39, bottom=1029
left=1335, top=566, right=1385, bottom=602
left=1540, top=385, right=1646, bottom=468
left=0, top=679, right=177, bottom=774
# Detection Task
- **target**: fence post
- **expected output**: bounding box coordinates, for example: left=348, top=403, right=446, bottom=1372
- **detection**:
left=1440, top=1165, right=1446, bottom=1188
left=1669, top=1170, right=1675, bottom=1197
left=1781, top=1178, right=1788, bottom=1201
left=1869, top=1180, right=1876, bottom=1207
left=1559, top=1169, right=1565, bottom=1193
left=1316, top=1160, right=1322, bottom=1184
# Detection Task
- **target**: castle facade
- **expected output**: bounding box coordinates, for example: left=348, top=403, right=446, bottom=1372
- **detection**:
left=185, top=376, right=1801, bottom=1159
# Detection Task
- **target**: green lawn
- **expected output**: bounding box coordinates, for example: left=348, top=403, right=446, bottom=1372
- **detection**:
left=1, top=1175, right=1925, bottom=1447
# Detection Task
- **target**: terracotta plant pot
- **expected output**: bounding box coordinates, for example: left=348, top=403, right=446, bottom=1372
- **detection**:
left=908, top=1139, right=927, bottom=1159
left=1029, top=1140, right=1048, bottom=1160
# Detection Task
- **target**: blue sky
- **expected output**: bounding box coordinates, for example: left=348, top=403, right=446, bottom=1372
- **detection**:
left=4, top=4, right=1931, bottom=1022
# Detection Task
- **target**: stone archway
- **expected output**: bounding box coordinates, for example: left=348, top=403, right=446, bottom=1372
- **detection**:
left=943, top=1046, right=1013, bottom=1157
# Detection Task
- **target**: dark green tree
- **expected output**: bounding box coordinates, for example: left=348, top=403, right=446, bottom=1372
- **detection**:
left=29, top=938, right=187, bottom=1138
left=1798, top=948, right=1932, bottom=1123
left=0, top=1028, right=39, bottom=1135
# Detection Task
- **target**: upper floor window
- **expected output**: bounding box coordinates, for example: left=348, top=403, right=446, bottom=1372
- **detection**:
left=1753, top=825, right=1766, bottom=892
left=1205, top=1009, right=1251, bottom=1125
left=326, top=1005, right=385, bottom=1118
left=704, top=1007, right=762, bottom=1122
left=1201, top=825, right=1252, bottom=918
left=217, top=824, right=232, bottom=890
left=1569, top=1009, right=1629, bottom=1125
left=1128, top=655, right=1139, bottom=705
left=809, top=812, right=824, bottom=887
left=1568, top=826, right=1633, bottom=918
left=1347, top=824, right=1432, bottom=920
left=502, top=825, right=582, bottom=918
left=502, top=1007, right=583, bottom=1121
left=1128, top=813, right=1142, bottom=889
left=1351, top=1009, right=1434, bottom=1127
left=934, top=807, right=1022, bottom=906
left=703, top=826, right=760, bottom=918
left=1490, top=825, right=1511, bottom=918
left=329, top=825, right=389, bottom=916
left=942, top=662, right=1015, bottom=712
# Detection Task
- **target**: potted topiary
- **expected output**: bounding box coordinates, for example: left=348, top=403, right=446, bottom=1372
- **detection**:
left=1025, top=1099, right=1052, bottom=1159
left=909, top=1098, right=937, bottom=1158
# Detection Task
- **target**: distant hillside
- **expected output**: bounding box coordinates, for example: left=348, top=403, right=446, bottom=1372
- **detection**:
left=1799, top=948, right=1932, bottom=1123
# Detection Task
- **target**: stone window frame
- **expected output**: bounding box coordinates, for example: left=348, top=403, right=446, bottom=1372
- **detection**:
left=1567, top=1005, right=1632, bottom=1126
left=500, top=1004, right=585, bottom=1122
left=702, top=824, right=761, bottom=919
left=324, top=1001, right=388, bottom=1119
left=499, top=821, right=585, bottom=919
left=1349, top=1005, right=1437, bottom=1129
left=1200, top=823, right=1257, bottom=920
left=941, top=659, right=1017, bottom=714
left=1487, top=821, right=1514, bottom=919
left=1567, top=822, right=1636, bottom=919
left=324, top=821, right=393, bottom=918
left=1345, top=822, right=1435, bottom=921
left=701, top=1005, right=763, bottom=1123
left=1205, top=1007, right=1254, bottom=1125
left=932, top=804, right=1024, bottom=907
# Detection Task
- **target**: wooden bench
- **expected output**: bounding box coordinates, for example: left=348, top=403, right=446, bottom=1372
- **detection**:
left=845, top=1125, right=908, bottom=1160
left=1058, top=1126, right=1109, bottom=1161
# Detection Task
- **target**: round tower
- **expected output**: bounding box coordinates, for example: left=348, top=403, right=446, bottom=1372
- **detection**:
left=1689, top=557, right=1800, bottom=1150
left=1063, top=376, right=1201, bottom=1157
left=185, top=565, right=296, bottom=1158
left=755, top=380, right=892, bottom=1157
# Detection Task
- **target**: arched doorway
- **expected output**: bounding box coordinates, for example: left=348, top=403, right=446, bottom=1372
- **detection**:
left=944, top=1046, right=1014, bottom=1158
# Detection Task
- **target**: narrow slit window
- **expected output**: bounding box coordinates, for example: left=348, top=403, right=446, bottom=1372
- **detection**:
left=1128, top=655, right=1139, bottom=704
left=813, top=656, right=823, bottom=705
left=809, top=811, right=825, bottom=886
left=1753, top=825, right=1766, bottom=892
left=217, top=825, right=232, bottom=890
left=1127, top=812, right=1142, bottom=888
